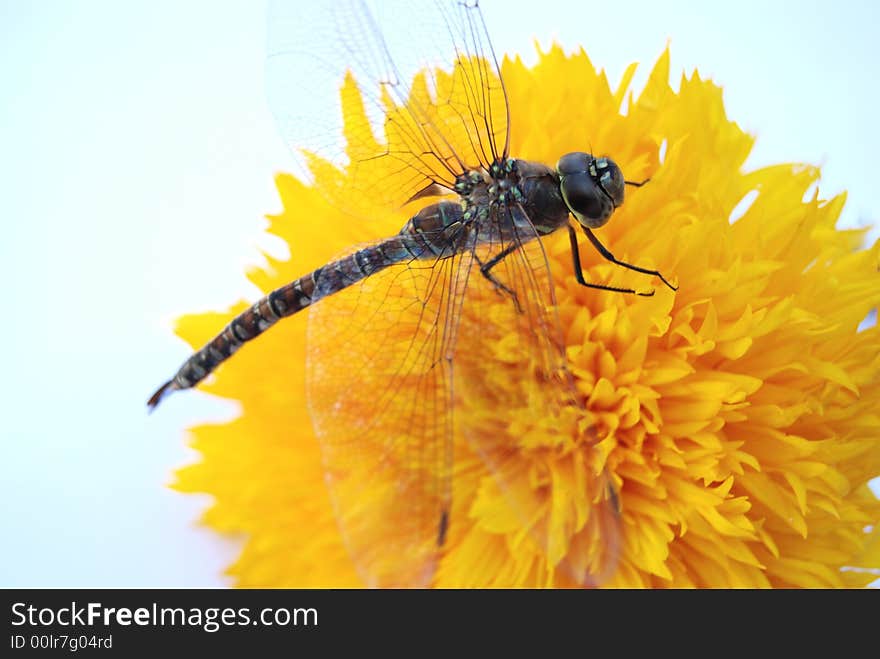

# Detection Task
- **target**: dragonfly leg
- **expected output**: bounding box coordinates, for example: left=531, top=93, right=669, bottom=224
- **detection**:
left=477, top=244, right=523, bottom=312
left=580, top=225, right=677, bottom=291
left=568, top=224, right=654, bottom=296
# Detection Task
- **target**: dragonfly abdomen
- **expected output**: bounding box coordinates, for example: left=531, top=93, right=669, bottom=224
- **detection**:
left=148, top=218, right=448, bottom=410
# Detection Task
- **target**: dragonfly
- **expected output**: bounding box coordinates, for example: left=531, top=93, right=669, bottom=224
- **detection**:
left=148, top=0, right=676, bottom=587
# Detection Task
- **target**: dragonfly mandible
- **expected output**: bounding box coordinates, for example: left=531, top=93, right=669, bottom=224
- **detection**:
left=148, top=0, right=676, bottom=587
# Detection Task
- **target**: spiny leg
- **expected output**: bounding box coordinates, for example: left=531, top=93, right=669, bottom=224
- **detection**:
left=581, top=225, right=677, bottom=291
left=568, top=224, right=654, bottom=296
left=477, top=243, right=523, bottom=312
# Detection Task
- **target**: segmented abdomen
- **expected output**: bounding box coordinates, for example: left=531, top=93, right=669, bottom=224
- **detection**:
left=147, top=202, right=463, bottom=410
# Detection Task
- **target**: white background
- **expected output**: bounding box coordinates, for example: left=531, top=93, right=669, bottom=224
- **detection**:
left=1, top=0, right=877, bottom=586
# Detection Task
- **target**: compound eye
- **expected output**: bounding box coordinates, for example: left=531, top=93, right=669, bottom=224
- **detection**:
left=556, top=152, right=591, bottom=176
left=560, top=172, right=613, bottom=228
left=594, top=158, right=625, bottom=208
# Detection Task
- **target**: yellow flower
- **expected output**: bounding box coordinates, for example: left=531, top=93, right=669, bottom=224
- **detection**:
left=171, top=46, right=880, bottom=587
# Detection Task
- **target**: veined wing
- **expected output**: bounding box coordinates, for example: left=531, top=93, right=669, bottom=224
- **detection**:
left=453, top=204, right=623, bottom=586
left=267, top=0, right=510, bottom=215
left=306, top=206, right=621, bottom=587
left=305, top=230, right=474, bottom=587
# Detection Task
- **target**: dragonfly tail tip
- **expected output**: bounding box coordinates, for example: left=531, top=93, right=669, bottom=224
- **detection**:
left=147, top=379, right=177, bottom=412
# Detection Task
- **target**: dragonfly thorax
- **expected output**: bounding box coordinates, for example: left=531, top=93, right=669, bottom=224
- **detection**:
left=453, top=169, right=485, bottom=197
left=457, top=158, right=526, bottom=223
left=556, top=152, right=626, bottom=229
left=487, top=176, right=524, bottom=206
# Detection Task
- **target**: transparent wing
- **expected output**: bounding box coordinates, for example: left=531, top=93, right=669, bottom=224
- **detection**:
left=267, top=0, right=510, bottom=215
left=305, top=234, right=473, bottom=587
left=453, top=205, right=623, bottom=586
left=306, top=210, right=621, bottom=587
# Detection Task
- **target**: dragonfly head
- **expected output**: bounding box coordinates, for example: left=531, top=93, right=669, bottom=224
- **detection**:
left=556, top=152, right=625, bottom=228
